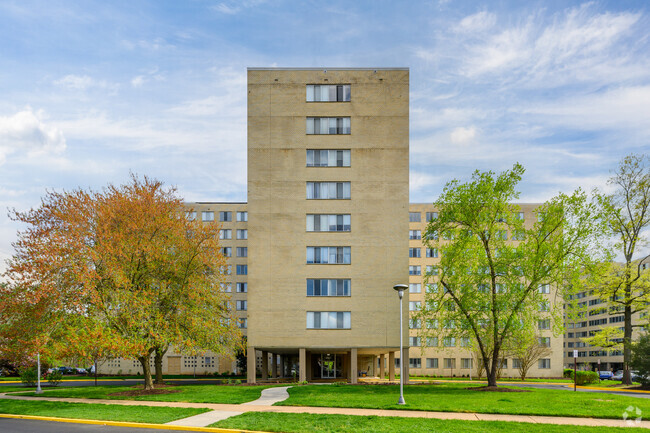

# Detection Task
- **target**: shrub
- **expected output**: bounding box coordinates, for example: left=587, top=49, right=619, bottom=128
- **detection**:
left=564, top=368, right=574, bottom=378
left=47, top=369, right=63, bottom=386
left=574, top=371, right=599, bottom=385
left=235, top=379, right=242, bottom=384
left=19, top=367, right=38, bottom=387
left=632, top=333, right=650, bottom=386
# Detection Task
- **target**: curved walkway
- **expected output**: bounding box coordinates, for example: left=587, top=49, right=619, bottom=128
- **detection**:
left=2, top=392, right=650, bottom=429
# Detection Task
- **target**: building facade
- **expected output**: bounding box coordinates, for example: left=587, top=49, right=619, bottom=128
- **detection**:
left=98, top=68, right=566, bottom=379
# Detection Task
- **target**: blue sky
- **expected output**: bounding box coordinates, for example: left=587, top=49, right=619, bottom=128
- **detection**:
left=1, top=0, right=649, bottom=267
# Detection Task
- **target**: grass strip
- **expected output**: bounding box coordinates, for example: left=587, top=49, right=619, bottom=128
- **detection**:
left=0, top=399, right=208, bottom=424
left=212, top=412, right=646, bottom=433
left=277, top=383, right=650, bottom=419
left=10, top=384, right=269, bottom=404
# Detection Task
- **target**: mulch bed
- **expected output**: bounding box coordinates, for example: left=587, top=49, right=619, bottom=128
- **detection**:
left=467, top=386, right=530, bottom=392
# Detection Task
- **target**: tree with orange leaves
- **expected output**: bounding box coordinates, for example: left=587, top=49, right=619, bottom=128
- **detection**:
left=1, top=175, right=241, bottom=389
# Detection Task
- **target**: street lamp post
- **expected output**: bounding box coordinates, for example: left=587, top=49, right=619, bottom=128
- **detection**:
left=393, top=284, right=408, bottom=405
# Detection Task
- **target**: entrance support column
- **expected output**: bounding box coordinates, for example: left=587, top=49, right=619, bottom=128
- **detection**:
left=280, top=355, right=285, bottom=378
left=261, top=351, right=268, bottom=380
left=389, top=351, right=396, bottom=381
left=299, top=348, right=306, bottom=382
left=247, top=347, right=256, bottom=384
left=271, top=353, right=277, bottom=378
left=379, top=354, right=385, bottom=379
left=350, top=348, right=358, bottom=384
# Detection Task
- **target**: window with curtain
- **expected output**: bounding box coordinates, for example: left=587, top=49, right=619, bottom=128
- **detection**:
left=306, top=149, right=351, bottom=167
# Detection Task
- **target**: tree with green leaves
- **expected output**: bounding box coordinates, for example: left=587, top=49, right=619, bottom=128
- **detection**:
left=416, top=163, right=606, bottom=388
left=631, top=332, right=650, bottom=387
left=591, top=154, right=650, bottom=385
left=1, top=175, right=241, bottom=389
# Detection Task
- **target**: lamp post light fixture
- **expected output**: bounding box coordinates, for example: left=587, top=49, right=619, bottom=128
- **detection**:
left=393, top=283, right=408, bottom=405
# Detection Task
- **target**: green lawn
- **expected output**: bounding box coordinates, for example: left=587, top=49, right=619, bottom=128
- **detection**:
left=10, top=384, right=270, bottom=404
left=213, top=412, right=646, bottom=433
left=0, top=399, right=208, bottom=424
left=277, top=383, right=650, bottom=419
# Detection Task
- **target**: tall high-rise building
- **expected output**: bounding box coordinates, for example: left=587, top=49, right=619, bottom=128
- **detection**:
left=246, top=68, right=410, bottom=383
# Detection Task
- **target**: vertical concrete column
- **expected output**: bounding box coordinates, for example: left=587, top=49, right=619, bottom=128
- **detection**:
left=271, top=353, right=277, bottom=378
left=389, top=351, right=396, bottom=381
left=379, top=354, right=385, bottom=379
left=350, top=348, right=358, bottom=384
left=261, top=351, right=268, bottom=380
left=402, top=347, right=410, bottom=384
left=247, top=347, right=256, bottom=384
left=299, top=348, right=306, bottom=382
left=280, top=355, right=285, bottom=378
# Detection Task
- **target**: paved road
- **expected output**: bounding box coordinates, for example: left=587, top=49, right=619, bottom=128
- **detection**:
left=494, top=382, right=650, bottom=398
left=0, top=418, right=202, bottom=432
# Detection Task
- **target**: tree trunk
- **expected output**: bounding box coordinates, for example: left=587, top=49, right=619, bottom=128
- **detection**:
left=623, top=303, right=633, bottom=385
left=138, top=353, right=154, bottom=390
left=487, top=353, right=498, bottom=387
left=154, top=346, right=168, bottom=384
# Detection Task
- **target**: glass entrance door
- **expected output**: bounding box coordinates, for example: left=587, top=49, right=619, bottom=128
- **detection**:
left=321, top=354, right=337, bottom=379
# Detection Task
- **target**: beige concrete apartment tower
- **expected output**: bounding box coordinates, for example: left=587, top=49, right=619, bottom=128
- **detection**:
left=247, top=68, right=409, bottom=383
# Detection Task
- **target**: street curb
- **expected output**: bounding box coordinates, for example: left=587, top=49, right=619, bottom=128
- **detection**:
left=0, top=413, right=265, bottom=432
left=576, top=385, right=650, bottom=394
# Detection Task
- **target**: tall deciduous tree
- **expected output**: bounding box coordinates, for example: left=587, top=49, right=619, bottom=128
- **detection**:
left=416, top=164, right=605, bottom=388
left=1, top=175, right=241, bottom=389
left=591, top=154, right=650, bottom=385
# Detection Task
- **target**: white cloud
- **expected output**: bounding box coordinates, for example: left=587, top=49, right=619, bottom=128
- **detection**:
left=450, top=126, right=477, bottom=144
left=0, top=109, right=66, bottom=165
left=456, top=11, right=496, bottom=33
left=212, top=0, right=267, bottom=15
left=410, top=171, right=442, bottom=193
left=131, top=75, right=145, bottom=88
left=461, top=4, right=642, bottom=85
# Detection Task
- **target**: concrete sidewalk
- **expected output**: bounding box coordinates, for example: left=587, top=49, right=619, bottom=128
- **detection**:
left=2, top=393, right=650, bottom=429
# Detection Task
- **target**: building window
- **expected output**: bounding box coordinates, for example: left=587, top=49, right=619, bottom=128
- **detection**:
left=306, top=182, right=351, bottom=199
left=426, top=248, right=438, bottom=258
left=306, top=149, right=351, bottom=167
left=426, top=358, right=438, bottom=368
left=426, top=265, right=438, bottom=276
left=443, top=358, right=456, bottom=369
left=426, top=337, right=438, bottom=347
left=409, top=283, right=421, bottom=293
left=409, top=318, right=421, bottom=329
left=409, top=358, right=422, bottom=368
left=202, top=211, right=214, bottom=222
left=306, top=214, right=351, bottom=232
left=538, top=358, right=551, bottom=369
left=306, top=84, right=351, bottom=102
left=460, top=337, right=471, bottom=347
left=409, top=265, right=421, bottom=275
left=307, top=247, right=351, bottom=264
left=236, top=229, right=248, bottom=240
left=221, top=282, right=232, bottom=293
left=236, top=211, right=248, bottom=222
left=539, top=284, right=550, bottom=294
left=186, top=211, right=197, bottom=221
left=238, top=318, right=247, bottom=329
left=409, top=248, right=421, bottom=258
left=609, top=315, right=625, bottom=323
left=306, top=311, right=351, bottom=329
left=538, top=337, right=551, bottom=347
left=236, top=247, right=248, bottom=257
left=409, top=301, right=421, bottom=311
left=409, top=230, right=421, bottom=240
left=306, top=117, right=351, bottom=135
left=222, top=247, right=231, bottom=257
left=443, top=337, right=456, bottom=347
left=538, top=319, right=551, bottom=330
left=409, top=337, right=421, bottom=347
left=220, top=229, right=232, bottom=240
left=236, top=282, right=247, bottom=293
left=236, top=265, right=248, bottom=275
left=461, top=358, right=473, bottom=369
left=426, top=212, right=438, bottom=222
left=219, top=211, right=232, bottom=222
left=307, top=279, right=351, bottom=296
left=222, top=265, right=232, bottom=275
left=512, top=358, right=521, bottom=368
left=409, top=212, right=421, bottom=222
left=515, top=211, right=525, bottom=220
left=236, top=300, right=247, bottom=311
